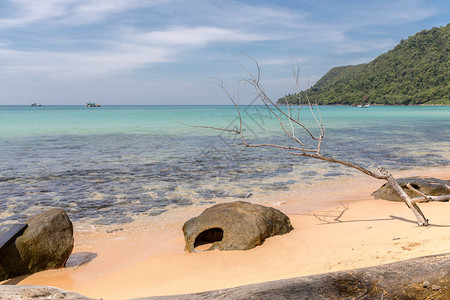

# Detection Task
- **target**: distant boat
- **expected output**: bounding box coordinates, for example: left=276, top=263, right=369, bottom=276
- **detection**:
left=357, top=104, right=370, bottom=108
left=86, top=102, right=101, bottom=107
left=31, top=103, right=42, bottom=107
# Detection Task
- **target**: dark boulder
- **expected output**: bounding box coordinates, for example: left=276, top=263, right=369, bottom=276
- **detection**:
left=0, top=209, right=74, bottom=280
left=183, top=201, right=293, bottom=252
left=372, top=177, right=450, bottom=202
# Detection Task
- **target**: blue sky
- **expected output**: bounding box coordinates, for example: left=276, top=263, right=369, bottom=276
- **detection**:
left=0, top=0, right=448, bottom=105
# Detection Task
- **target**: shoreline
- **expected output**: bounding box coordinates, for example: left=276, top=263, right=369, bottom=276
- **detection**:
left=1, top=166, right=449, bottom=299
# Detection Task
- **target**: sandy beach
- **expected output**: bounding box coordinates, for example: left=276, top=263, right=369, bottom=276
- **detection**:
left=2, top=166, right=450, bottom=299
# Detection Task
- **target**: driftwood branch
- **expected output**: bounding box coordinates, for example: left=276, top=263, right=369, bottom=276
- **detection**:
left=377, top=167, right=429, bottom=226
left=193, top=55, right=449, bottom=226
left=406, top=182, right=450, bottom=204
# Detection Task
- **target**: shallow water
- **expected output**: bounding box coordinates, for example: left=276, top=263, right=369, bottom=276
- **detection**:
left=0, top=105, right=449, bottom=231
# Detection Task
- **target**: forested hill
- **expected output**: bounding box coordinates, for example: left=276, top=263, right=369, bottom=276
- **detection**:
left=279, top=23, right=450, bottom=105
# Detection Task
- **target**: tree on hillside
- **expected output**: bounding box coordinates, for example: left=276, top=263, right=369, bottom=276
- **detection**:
left=280, top=24, right=450, bottom=105
left=202, top=57, right=450, bottom=226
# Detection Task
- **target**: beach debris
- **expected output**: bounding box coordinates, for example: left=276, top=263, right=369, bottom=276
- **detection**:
left=0, top=224, right=28, bottom=251
left=0, top=209, right=74, bottom=280
left=0, top=285, right=94, bottom=300
left=65, top=252, right=97, bottom=269
left=182, top=201, right=293, bottom=252
left=241, top=192, right=253, bottom=198
left=106, top=228, right=124, bottom=233
left=372, top=177, right=450, bottom=202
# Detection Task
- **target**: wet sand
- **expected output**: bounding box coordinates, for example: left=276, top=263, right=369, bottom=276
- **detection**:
left=2, top=167, right=450, bottom=299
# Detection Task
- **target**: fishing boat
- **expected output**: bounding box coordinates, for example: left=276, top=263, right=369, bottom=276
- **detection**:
left=31, top=103, right=42, bottom=107
left=86, top=102, right=101, bottom=107
left=357, top=104, right=370, bottom=108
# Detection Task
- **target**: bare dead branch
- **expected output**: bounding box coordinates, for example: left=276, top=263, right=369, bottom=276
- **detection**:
left=378, top=167, right=428, bottom=226
left=406, top=182, right=450, bottom=204
left=175, top=119, right=240, bottom=134
left=291, top=152, right=388, bottom=180
left=334, top=202, right=349, bottom=222
left=238, top=59, right=321, bottom=142
left=211, top=78, right=242, bottom=134
left=197, top=54, right=449, bottom=227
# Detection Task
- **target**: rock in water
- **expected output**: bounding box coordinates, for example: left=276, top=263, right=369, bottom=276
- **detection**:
left=372, top=177, right=450, bottom=202
left=0, top=209, right=74, bottom=280
left=183, top=201, right=293, bottom=252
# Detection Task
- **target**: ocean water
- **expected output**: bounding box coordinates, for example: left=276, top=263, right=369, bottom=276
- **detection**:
left=0, top=105, right=449, bottom=231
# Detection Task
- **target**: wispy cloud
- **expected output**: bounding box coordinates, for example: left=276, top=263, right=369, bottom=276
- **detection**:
left=333, top=39, right=397, bottom=55
left=0, top=26, right=268, bottom=80
left=129, top=27, right=265, bottom=47
left=0, top=0, right=69, bottom=27
left=60, top=0, right=171, bottom=25
left=0, top=45, right=174, bottom=80
left=0, top=0, right=169, bottom=27
left=355, top=0, right=437, bottom=26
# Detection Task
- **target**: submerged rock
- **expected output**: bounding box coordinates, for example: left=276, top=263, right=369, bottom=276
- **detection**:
left=183, top=201, right=293, bottom=252
left=0, top=285, right=94, bottom=300
left=372, top=177, right=450, bottom=202
left=0, top=208, right=74, bottom=280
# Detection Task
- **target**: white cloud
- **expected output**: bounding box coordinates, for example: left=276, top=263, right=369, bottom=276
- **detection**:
left=321, top=0, right=437, bottom=32
left=0, top=0, right=70, bottom=27
left=0, top=45, right=175, bottom=80
left=333, top=39, right=397, bottom=55
left=205, top=2, right=302, bottom=28
left=258, top=58, right=296, bottom=66
left=0, top=25, right=271, bottom=80
left=61, top=0, right=171, bottom=25
left=357, top=0, right=437, bottom=26
left=129, top=27, right=265, bottom=47
left=0, top=0, right=169, bottom=27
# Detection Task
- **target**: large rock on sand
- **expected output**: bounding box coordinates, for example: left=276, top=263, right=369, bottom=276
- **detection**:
left=0, top=285, right=94, bottom=300
left=0, top=209, right=74, bottom=280
left=372, top=177, right=450, bottom=202
left=183, top=201, right=293, bottom=252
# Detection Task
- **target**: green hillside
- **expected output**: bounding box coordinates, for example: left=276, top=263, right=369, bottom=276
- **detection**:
left=279, top=24, right=450, bottom=105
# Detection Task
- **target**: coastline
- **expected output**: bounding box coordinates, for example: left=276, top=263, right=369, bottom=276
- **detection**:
left=2, top=166, right=449, bottom=299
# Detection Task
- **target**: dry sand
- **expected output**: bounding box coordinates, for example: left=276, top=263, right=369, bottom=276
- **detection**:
left=2, top=167, right=450, bottom=299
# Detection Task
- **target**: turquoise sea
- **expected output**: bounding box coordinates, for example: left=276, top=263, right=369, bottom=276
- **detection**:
left=1, top=105, right=449, bottom=231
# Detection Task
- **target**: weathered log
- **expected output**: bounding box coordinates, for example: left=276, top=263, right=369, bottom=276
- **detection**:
left=144, top=252, right=450, bottom=299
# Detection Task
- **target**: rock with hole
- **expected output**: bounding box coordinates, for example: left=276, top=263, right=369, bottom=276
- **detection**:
left=372, top=177, right=450, bottom=202
left=0, top=209, right=74, bottom=280
left=183, top=201, right=293, bottom=252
